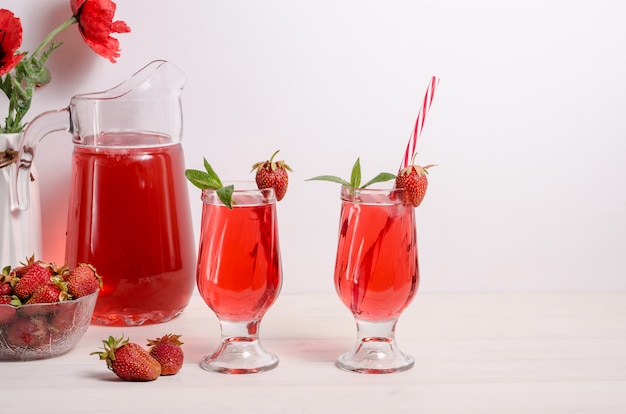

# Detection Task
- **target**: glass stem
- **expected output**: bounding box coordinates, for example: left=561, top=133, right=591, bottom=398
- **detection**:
left=219, top=319, right=261, bottom=341
left=354, top=318, right=398, bottom=342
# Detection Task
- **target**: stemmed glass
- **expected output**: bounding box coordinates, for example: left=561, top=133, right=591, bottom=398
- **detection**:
left=333, top=185, right=419, bottom=373
left=196, top=183, right=282, bottom=374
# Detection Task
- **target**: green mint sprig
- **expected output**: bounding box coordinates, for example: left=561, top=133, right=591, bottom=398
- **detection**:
left=185, top=158, right=234, bottom=209
left=306, top=157, right=396, bottom=188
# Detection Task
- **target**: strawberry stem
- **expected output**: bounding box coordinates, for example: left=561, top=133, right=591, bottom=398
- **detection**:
left=268, top=149, right=280, bottom=163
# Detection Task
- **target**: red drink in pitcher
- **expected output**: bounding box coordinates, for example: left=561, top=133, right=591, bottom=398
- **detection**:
left=334, top=187, right=419, bottom=322
left=196, top=188, right=281, bottom=322
left=65, top=133, right=196, bottom=326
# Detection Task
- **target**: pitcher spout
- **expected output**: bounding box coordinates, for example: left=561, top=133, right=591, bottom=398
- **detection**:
left=78, top=59, right=188, bottom=99
left=70, top=60, right=187, bottom=146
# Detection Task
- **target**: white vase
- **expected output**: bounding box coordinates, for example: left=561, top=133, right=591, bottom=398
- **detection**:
left=0, top=133, right=42, bottom=268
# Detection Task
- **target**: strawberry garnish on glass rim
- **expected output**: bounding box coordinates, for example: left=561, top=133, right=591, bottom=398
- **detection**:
left=395, top=76, right=440, bottom=208
left=251, top=150, right=293, bottom=201
left=394, top=153, right=436, bottom=208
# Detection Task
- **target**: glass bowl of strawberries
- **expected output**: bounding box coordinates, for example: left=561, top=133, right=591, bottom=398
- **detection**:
left=0, top=257, right=101, bottom=361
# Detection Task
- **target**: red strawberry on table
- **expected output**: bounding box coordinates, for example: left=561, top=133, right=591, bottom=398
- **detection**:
left=251, top=150, right=293, bottom=201
left=395, top=163, right=435, bottom=207
left=66, top=263, right=102, bottom=298
left=147, top=334, right=184, bottom=375
left=92, top=335, right=161, bottom=381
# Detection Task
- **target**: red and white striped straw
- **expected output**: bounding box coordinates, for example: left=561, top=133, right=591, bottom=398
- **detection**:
left=400, top=76, right=440, bottom=169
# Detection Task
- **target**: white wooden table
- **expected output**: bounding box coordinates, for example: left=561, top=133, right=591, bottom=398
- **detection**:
left=3, top=293, right=626, bottom=413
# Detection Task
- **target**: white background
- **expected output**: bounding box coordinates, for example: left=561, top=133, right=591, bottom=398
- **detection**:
left=4, top=0, right=626, bottom=295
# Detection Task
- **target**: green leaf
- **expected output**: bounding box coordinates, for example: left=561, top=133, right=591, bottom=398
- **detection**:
left=0, top=74, right=12, bottom=97
left=186, top=159, right=233, bottom=208
left=185, top=158, right=227, bottom=190
left=349, top=158, right=361, bottom=188
left=306, top=157, right=395, bottom=190
left=184, top=169, right=220, bottom=190
left=361, top=172, right=397, bottom=189
left=203, top=158, right=223, bottom=188
left=10, top=76, right=29, bottom=102
left=305, top=175, right=350, bottom=186
left=216, top=185, right=234, bottom=209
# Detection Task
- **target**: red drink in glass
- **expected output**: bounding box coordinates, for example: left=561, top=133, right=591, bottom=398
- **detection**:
left=334, top=186, right=418, bottom=373
left=197, top=191, right=281, bottom=321
left=196, top=184, right=282, bottom=374
left=65, top=133, right=196, bottom=326
left=335, top=189, right=419, bottom=321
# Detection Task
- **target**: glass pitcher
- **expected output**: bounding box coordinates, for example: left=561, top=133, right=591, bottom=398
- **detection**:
left=12, top=60, right=196, bottom=326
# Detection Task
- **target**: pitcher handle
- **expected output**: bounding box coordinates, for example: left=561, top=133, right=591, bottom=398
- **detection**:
left=10, top=107, right=71, bottom=211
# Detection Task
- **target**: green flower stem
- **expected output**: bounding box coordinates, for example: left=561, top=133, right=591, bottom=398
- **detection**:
left=1, top=15, right=78, bottom=133
left=31, top=16, right=77, bottom=59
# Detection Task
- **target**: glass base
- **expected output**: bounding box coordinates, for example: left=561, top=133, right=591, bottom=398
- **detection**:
left=200, top=337, right=279, bottom=374
left=337, top=318, right=414, bottom=374
left=336, top=337, right=414, bottom=374
left=91, top=308, right=185, bottom=326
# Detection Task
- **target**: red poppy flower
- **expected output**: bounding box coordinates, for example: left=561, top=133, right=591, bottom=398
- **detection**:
left=0, top=9, right=26, bottom=76
left=71, top=0, right=130, bottom=63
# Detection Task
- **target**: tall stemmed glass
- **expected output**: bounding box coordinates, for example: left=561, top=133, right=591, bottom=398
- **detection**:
left=196, top=183, right=282, bottom=374
left=334, top=185, right=419, bottom=373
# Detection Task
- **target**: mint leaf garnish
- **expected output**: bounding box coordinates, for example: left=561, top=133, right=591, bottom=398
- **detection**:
left=305, top=175, right=350, bottom=186
left=185, top=158, right=234, bottom=209
left=216, top=185, right=234, bottom=209
left=361, top=172, right=397, bottom=189
left=306, top=157, right=396, bottom=189
left=349, top=158, right=362, bottom=188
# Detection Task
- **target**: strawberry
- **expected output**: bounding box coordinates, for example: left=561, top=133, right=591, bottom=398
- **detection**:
left=48, top=300, right=79, bottom=335
left=251, top=150, right=293, bottom=201
left=92, top=335, right=161, bottom=381
left=0, top=265, right=16, bottom=296
left=394, top=164, right=435, bottom=207
left=66, top=263, right=102, bottom=298
left=0, top=281, right=13, bottom=297
left=5, top=316, right=51, bottom=348
left=13, top=261, right=54, bottom=300
left=0, top=296, right=19, bottom=325
left=8, top=255, right=36, bottom=279
left=147, top=334, right=184, bottom=375
left=25, top=283, right=67, bottom=305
